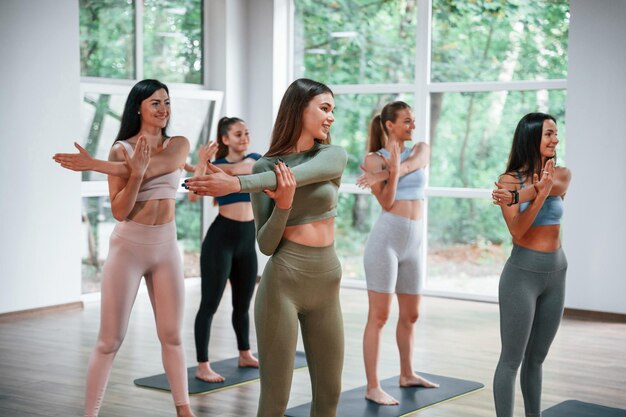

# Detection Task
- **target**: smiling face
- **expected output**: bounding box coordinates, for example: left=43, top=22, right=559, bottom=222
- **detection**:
left=385, top=108, right=415, bottom=142
left=301, top=92, right=335, bottom=141
left=222, top=121, right=250, bottom=155
left=139, top=88, right=170, bottom=130
left=540, top=118, right=559, bottom=160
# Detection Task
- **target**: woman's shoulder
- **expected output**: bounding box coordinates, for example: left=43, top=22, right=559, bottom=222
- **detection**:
left=319, top=143, right=347, bottom=160
left=165, top=135, right=189, bottom=149
left=555, top=166, right=570, bottom=175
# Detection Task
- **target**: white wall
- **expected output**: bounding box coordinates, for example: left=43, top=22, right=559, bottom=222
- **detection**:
left=0, top=0, right=82, bottom=314
left=563, top=0, right=626, bottom=314
left=245, top=0, right=275, bottom=155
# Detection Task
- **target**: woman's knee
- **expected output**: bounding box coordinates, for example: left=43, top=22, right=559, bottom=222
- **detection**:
left=399, top=311, right=419, bottom=325
left=368, top=310, right=390, bottom=328
left=157, top=326, right=182, bottom=347
left=96, top=334, right=124, bottom=355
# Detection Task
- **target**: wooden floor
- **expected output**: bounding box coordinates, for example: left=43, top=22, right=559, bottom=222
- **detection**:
left=1, top=280, right=625, bottom=417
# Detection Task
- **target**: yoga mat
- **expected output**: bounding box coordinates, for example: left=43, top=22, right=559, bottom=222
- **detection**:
left=543, top=400, right=626, bottom=417
left=284, top=372, right=484, bottom=417
left=134, top=351, right=307, bottom=395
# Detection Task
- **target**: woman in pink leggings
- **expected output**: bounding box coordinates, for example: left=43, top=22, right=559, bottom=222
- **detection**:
left=53, top=79, right=195, bottom=417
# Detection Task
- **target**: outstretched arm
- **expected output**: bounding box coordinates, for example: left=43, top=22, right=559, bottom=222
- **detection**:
left=492, top=160, right=568, bottom=206
left=357, top=142, right=429, bottom=189
left=219, top=155, right=259, bottom=176
left=188, top=141, right=218, bottom=202
left=53, top=136, right=189, bottom=180
left=185, top=145, right=347, bottom=197
left=238, top=146, right=347, bottom=193
left=498, top=163, right=555, bottom=239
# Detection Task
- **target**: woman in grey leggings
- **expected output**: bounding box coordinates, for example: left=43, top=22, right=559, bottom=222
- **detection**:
left=358, top=101, right=436, bottom=405
left=492, top=112, right=571, bottom=417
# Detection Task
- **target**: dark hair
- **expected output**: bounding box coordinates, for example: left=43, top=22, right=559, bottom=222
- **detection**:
left=215, top=116, right=245, bottom=159
left=266, top=78, right=334, bottom=157
left=114, top=79, right=170, bottom=143
left=504, top=112, right=557, bottom=180
left=367, top=101, right=411, bottom=152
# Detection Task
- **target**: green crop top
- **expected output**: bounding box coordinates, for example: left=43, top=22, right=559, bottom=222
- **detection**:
left=237, top=142, right=347, bottom=255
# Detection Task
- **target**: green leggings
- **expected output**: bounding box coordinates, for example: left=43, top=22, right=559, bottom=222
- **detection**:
left=254, top=239, right=344, bottom=417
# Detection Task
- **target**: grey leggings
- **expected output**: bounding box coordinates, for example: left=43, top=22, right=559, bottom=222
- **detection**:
left=493, top=244, right=567, bottom=417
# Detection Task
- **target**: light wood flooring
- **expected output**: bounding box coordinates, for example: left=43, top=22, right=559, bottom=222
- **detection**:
left=1, top=280, right=625, bottom=417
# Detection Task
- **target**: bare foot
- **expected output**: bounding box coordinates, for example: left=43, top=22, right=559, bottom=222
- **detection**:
left=176, top=404, right=196, bottom=417
left=238, top=350, right=259, bottom=368
left=365, top=387, right=399, bottom=405
left=195, top=362, right=225, bottom=383
left=399, top=373, right=440, bottom=388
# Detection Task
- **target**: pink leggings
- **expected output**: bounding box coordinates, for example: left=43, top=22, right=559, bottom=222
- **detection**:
left=84, top=220, right=189, bottom=417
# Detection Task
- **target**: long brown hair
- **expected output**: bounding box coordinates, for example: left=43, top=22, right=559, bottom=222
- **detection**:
left=367, top=101, right=411, bottom=152
left=214, top=116, right=245, bottom=160
left=266, top=78, right=334, bottom=157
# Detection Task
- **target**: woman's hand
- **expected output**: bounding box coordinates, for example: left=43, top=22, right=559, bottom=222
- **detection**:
left=52, top=142, right=95, bottom=171
left=198, top=141, right=218, bottom=165
left=534, top=158, right=555, bottom=197
left=263, top=161, right=295, bottom=210
left=492, top=181, right=513, bottom=206
left=184, top=163, right=241, bottom=196
left=124, top=135, right=150, bottom=178
left=356, top=164, right=384, bottom=189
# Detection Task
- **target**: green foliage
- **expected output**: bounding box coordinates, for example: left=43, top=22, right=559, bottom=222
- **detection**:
left=80, top=0, right=135, bottom=79
left=431, top=0, right=569, bottom=82
left=295, top=0, right=417, bottom=84
left=80, top=0, right=203, bottom=83
left=143, top=0, right=203, bottom=84
left=175, top=196, right=202, bottom=251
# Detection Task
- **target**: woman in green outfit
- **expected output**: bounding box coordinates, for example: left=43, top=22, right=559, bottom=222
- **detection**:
left=185, top=78, right=348, bottom=417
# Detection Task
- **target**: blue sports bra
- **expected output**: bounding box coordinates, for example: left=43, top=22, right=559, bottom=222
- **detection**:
left=214, top=153, right=262, bottom=206
left=517, top=171, right=563, bottom=226
left=377, top=147, right=426, bottom=200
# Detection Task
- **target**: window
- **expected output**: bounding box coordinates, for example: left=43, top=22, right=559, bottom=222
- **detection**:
left=292, top=0, right=569, bottom=299
left=80, top=0, right=203, bottom=84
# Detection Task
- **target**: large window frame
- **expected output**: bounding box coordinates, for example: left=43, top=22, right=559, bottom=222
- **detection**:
left=286, top=0, right=568, bottom=302
left=80, top=0, right=210, bottom=90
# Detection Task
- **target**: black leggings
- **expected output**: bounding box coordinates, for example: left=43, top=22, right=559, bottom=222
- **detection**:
left=194, top=214, right=258, bottom=363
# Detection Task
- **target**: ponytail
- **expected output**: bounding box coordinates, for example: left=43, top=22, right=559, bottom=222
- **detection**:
left=367, top=101, right=411, bottom=152
left=367, top=114, right=387, bottom=152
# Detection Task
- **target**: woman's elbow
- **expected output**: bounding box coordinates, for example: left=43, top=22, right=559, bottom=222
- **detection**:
left=509, top=227, right=527, bottom=241
left=259, top=245, right=275, bottom=256
left=111, top=207, right=128, bottom=222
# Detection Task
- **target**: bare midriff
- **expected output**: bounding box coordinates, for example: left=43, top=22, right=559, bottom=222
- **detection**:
left=127, top=199, right=175, bottom=225
left=219, top=201, right=254, bottom=222
left=387, top=199, right=424, bottom=221
left=514, top=225, right=561, bottom=252
left=283, top=217, right=335, bottom=247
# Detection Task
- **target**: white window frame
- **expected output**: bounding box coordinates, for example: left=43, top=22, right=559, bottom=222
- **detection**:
left=286, top=0, right=568, bottom=302
left=80, top=0, right=210, bottom=90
